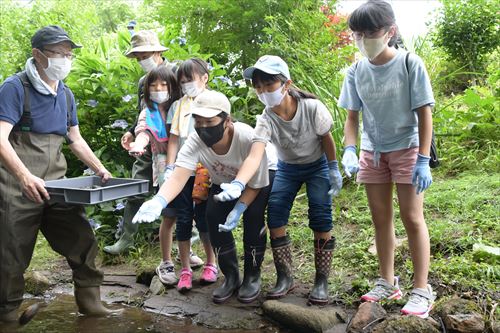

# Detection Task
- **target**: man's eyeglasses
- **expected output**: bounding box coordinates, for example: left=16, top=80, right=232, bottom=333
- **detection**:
left=43, top=49, right=74, bottom=60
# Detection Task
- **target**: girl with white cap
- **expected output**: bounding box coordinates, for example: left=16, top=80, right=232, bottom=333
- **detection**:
left=133, top=90, right=275, bottom=304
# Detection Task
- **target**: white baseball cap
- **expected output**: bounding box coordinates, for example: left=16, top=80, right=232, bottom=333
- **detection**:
left=191, top=90, right=231, bottom=118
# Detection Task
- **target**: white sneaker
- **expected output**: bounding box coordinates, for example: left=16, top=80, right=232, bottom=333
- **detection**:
left=175, top=251, right=204, bottom=269
left=401, top=284, right=435, bottom=319
left=156, top=261, right=178, bottom=285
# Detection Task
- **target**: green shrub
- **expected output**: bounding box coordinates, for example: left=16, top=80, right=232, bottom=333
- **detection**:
left=432, top=0, right=500, bottom=88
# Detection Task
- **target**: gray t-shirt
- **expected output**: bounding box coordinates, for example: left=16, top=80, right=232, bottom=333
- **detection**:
left=252, top=98, right=333, bottom=164
left=338, top=50, right=435, bottom=153
left=175, top=122, right=269, bottom=188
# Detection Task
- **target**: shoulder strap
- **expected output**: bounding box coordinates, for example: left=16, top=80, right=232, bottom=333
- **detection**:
left=14, top=71, right=32, bottom=131
left=63, top=85, right=74, bottom=144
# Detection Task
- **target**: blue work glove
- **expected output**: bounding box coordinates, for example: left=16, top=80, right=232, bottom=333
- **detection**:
left=412, top=154, right=432, bottom=194
left=218, top=201, right=248, bottom=232
left=341, top=145, right=359, bottom=178
left=213, top=180, right=245, bottom=202
left=132, top=195, right=168, bottom=223
left=328, top=160, right=343, bottom=196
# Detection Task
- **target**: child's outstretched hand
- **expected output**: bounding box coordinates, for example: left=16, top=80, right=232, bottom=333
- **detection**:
left=128, top=142, right=146, bottom=156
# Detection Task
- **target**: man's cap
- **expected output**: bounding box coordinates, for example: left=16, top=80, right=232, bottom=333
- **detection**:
left=125, top=30, right=167, bottom=57
left=191, top=90, right=231, bottom=118
left=243, top=55, right=290, bottom=80
left=31, top=25, right=81, bottom=49
left=127, top=20, right=137, bottom=28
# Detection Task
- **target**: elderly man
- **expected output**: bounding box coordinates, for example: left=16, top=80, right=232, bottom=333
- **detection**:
left=104, top=31, right=203, bottom=274
left=0, top=25, right=116, bottom=323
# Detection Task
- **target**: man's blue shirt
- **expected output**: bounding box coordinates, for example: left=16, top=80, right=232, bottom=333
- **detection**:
left=0, top=75, right=78, bottom=136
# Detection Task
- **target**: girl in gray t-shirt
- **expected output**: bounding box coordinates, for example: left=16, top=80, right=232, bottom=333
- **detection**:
left=213, top=55, right=343, bottom=305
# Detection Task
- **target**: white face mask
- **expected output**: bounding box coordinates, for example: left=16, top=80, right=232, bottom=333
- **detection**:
left=44, top=57, right=72, bottom=81
left=150, top=91, right=170, bottom=104
left=139, top=56, right=157, bottom=72
left=355, top=32, right=389, bottom=60
left=257, top=84, right=285, bottom=108
left=181, top=81, right=204, bottom=98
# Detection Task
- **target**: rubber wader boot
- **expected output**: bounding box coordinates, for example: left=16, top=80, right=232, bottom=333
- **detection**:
left=212, top=243, right=240, bottom=304
left=103, top=201, right=140, bottom=255
left=308, top=237, right=335, bottom=305
left=267, top=235, right=294, bottom=299
left=237, top=245, right=265, bottom=303
left=75, top=287, right=122, bottom=316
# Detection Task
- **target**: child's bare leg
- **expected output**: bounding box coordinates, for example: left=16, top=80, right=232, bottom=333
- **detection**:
left=178, top=240, right=191, bottom=270
left=160, top=216, right=176, bottom=262
left=199, top=232, right=216, bottom=265
left=396, top=184, right=430, bottom=289
left=366, top=183, right=396, bottom=284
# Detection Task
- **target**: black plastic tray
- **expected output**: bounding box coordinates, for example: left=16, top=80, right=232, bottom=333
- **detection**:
left=44, top=176, right=149, bottom=204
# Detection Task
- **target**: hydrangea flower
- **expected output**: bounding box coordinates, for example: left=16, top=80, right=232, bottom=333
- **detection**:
left=87, top=99, right=98, bottom=108
left=88, top=218, right=101, bottom=230
left=213, top=76, right=232, bottom=86
left=114, top=202, right=125, bottom=212
left=111, top=119, right=129, bottom=129
left=122, top=94, right=132, bottom=103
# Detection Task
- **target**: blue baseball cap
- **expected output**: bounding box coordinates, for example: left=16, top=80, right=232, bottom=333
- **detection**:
left=243, top=55, right=290, bottom=80
left=31, top=25, right=81, bottom=49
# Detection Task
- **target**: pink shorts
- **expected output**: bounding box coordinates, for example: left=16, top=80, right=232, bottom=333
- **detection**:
left=357, top=147, right=418, bottom=184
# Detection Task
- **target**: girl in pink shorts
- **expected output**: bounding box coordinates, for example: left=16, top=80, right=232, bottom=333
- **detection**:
left=338, top=0, right=435, bottom=319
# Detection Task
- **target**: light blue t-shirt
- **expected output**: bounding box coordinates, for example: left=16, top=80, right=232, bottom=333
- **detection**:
left=338, top=50, right=434, bottom=155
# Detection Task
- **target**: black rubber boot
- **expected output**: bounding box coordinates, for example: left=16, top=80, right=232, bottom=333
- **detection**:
left=267, top=235, right=294, bottom=299
left=212, top=243, right=240, bottom=304
left=237, top=245, right=265, bottom=303
left=308, top=237, right=335, bottom=305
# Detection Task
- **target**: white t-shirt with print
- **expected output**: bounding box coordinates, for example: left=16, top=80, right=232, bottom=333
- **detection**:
left=175, top=122, right=269, bottom=189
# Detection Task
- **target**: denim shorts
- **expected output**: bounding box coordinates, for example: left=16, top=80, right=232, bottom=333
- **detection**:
left=267, top=155, right=333, bottom=232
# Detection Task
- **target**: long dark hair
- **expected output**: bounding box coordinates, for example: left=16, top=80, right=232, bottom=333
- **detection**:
left=348, top=0, right=401, bottom=48
left=176, top=57, right=209, bottom=83
left=143, top=66, right=180, bottom=111
left=251, top=69, right=318, bottom=100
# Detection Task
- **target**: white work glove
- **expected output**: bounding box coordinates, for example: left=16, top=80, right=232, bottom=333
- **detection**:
left=341, top=145, right=360, bottom=178
left=132, top=195, right=168, bottom=223
left=213, top=180, right=245, bottom=202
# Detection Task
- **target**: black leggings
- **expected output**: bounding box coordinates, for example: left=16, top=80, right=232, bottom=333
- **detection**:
left=206, top=171, right=275, bottom=249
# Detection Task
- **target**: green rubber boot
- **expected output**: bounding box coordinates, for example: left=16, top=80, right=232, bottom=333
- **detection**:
left=103, top=200, right=140, bottom=255
left=75, top=287, right=122, bottom=316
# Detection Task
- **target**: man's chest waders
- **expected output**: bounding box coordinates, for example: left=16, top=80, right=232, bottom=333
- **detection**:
left=0, top=131, right=103, bottom=315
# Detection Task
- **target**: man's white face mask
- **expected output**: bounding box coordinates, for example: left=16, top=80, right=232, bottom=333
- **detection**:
left=44, top=57, right=72, bottom=81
